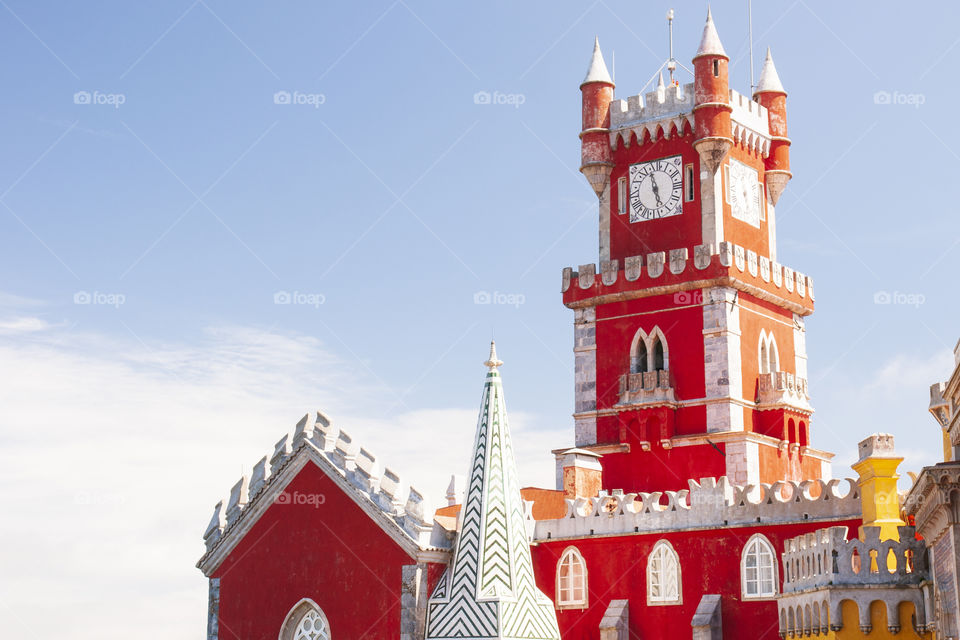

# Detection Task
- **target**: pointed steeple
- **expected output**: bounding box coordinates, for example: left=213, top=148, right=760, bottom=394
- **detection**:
left=694, top=6, right=728, bottom=60
left=582, top=36, right=613, bottom=86
left=657, top=71, right=666, bottom=90
left=424, top=345, right=560, bottom=640
left=754, top=47, right=786, bottom=96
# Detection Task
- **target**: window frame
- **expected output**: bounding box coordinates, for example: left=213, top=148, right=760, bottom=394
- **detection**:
left=684, top=163, right=695, bottom=202
left=646, top=540, right=682, bottom=606
left=279, top=598, right=331, bottom=640
left=618, top=176, right=628, bottom=215
left=741, top=534, right=779, bottom=601
left=555, top=546, right=589, bottom=610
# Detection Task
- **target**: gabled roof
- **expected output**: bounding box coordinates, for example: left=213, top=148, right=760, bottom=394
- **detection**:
left=197, top=412, right=451, bottom=576
left=425, top=343, right=560, bottom=640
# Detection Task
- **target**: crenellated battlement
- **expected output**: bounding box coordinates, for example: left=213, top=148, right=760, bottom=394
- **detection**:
left=778, top=525, right=932, bottom=637
left=531, top=476, right=861, bottom=541
left=608, top=85, right=772, bottom=157
left=561, top=241, right=814, bottom=314
left=782, top=525, right=926, bottom=593
left=200, top=411, right=450, bottom=567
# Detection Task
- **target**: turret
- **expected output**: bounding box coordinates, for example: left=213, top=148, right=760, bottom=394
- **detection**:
left=580, top=37, right=615, bottom=197
left=753, top=48, right=792, bottom=205
left=691, top=8, right=732, bottom=173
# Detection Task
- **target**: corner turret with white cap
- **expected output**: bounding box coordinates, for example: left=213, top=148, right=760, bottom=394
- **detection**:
left=692, top=7, right=733, bottom=173
left=754, top=48, right=792, bottom=206
left=580, top=38, right=616, bottom=261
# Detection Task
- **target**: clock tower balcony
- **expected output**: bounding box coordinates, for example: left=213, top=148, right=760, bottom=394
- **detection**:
left=617, top=369, right=675, bottom=406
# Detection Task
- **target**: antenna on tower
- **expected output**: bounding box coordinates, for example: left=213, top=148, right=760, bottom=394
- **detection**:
left=666, top=8, right=676, bottom=84
left=612, top=49, right=616, bottom=83
left=639, top=8, right=693, bottom=93
left=748, top=0, right=755, bottom=92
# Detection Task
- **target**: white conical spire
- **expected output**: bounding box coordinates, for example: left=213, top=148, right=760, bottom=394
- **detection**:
left=582, top=36, right=613, bottom=86
left=754, top=47, right=786, bottom=95
left=424, top=346, right=561, bottom=639
left=657, top=72, right=666, bottom=90
left=695, top=6, right=727, bottom=59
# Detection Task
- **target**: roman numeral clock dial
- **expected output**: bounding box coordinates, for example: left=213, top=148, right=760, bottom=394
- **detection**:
left=628, top=155, right=684, bottom=222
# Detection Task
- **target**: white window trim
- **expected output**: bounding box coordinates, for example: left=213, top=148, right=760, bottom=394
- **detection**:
left=646, top=540, right=682, bottom=606
left=741, top=534, right=779, bottom=601
left=279, top=598, right=331, bottom=640
left=757, top=330, right=780, bottom=375
left=618, top=176, right=628, bottom=215
left=555, top=546, right=588, bottom=610
left=684, top=163, right=695, bottom=202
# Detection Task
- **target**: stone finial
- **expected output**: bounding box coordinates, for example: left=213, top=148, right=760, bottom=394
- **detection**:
left=204, top=500, right=226, bottom=542
left=857, top=433, right=896, bottom=461
left=446, top=474, right=465, bottom=506
left=484, top=341, right=503, bottom=371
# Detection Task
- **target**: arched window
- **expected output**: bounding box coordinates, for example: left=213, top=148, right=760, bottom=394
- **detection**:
left=647, top=540, right=681, bottom=605
left=556, top=547, right=588, bottom=609
left=742, top=534, right=778, bottom=599
left=634, top=340, right=648, bottom=374
left=629, top=327, right=669, bottom=375
left=758, top=331, right=780, bottom=375
left=652, top=337, right=664, bottom=371
left=279, top=599, right=331, bottom=640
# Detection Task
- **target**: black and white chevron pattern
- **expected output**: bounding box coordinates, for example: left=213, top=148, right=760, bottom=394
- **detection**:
left=425, top=371, right=560, bottom=640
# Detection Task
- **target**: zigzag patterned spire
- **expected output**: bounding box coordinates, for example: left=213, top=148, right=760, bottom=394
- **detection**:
left=425, top=344, right=560, bottom=640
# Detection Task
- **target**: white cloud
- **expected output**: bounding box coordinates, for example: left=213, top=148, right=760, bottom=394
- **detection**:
left=0, top=319, right=561, bottom=640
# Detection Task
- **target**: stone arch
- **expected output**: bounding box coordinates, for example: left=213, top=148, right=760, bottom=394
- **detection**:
left=279, top=598, right=331, bottom=640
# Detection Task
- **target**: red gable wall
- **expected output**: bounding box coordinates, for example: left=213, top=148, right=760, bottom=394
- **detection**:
left=213, top=463, right=433, bottom=640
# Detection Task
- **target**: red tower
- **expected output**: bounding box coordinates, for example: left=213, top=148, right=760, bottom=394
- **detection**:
left=564, top=10, right=827, bottom=493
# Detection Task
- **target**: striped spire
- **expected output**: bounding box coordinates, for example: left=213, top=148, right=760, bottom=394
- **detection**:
left=424, top=344, right=560, bottom=640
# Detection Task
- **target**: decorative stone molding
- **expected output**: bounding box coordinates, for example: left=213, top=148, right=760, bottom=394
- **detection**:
left=669, top=248, right=688, bottom=275
left=617, top=369, right=675, bottom=406
left=532, top=476, right=861, bottom=541
left=757, top=371, right=812, bottom=412
left=647, top=252, right=665, bottom=278
left=624, top=255, right=642, bottom=281
left=691, top=594, right=722, bottom=640
left=599, top=599, right=629, bottom=640
left=778, top=525, right=930, bottom=637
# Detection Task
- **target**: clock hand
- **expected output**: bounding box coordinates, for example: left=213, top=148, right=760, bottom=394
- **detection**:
left=651, top=177, right=663, bottom=206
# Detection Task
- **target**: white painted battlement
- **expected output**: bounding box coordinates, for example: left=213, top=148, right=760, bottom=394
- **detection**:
left=531, top=476, right=861, bottom=541
left=729, top=89, right=770, bottom=136
left=201, top=411, right=449, bottom=556
left=561, top=242, right=814, bottom=305
left=610, top=82, right=693, bottom=130
left=781, top=525, right=927, bottom=593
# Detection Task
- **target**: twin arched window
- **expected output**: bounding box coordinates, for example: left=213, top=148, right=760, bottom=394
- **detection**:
left=630, top=327, right=669, bottom=374
left=758, top=330, right=779, bottom=375
left=556, top=547, right=588, bottom=609
left=280, top=599, right=331, bottom=640
left=742, top=534, right=778, bottom=599
left=647, top=540, right=681, bottom=605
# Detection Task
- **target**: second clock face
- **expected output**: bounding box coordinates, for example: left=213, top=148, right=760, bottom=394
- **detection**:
left=629, top=155, right=684, bottom=222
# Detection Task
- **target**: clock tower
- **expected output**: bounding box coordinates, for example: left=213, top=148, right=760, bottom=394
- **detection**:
left=565, top=10, right=829, bottom=493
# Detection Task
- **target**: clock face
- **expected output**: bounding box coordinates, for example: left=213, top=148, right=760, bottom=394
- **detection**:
left=628, top=155, right=684, bottom=222
left=728, top=159, right=762, bottom=227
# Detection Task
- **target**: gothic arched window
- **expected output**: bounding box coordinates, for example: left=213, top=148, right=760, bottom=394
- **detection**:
left=634, top=340, right=648, bottom=374
left=280, top=599, right=331, bottom=640
left=647, top=540, right=681, bottom=605
left=742, top=534, right=778, bottom=599
left=556, top=546, right=588, bottom=609
left=652, top=337, right=665, bottom=371
left=758, top=331, right=780, bottom=375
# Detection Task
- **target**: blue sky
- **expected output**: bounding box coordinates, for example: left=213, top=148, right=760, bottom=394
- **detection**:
left=0, top=1, right=958, bottom=637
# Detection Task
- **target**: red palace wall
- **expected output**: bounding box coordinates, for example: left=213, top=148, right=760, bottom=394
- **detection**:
left=213, top=464, right=443, bottom=640
left=530, top=518, right=862, bottom=640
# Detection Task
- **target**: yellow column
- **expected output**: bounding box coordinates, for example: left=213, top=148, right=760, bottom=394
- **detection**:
left=851, top=434, right=905, bottom=542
